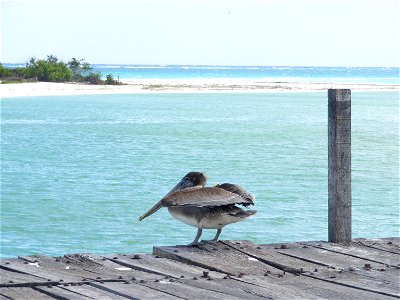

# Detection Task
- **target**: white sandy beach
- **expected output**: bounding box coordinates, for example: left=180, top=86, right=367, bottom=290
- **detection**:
left=0, top=79, right=399, bottom=98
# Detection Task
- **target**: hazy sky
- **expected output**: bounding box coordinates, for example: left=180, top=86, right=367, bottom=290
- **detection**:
left=1, top=0, right=399, bottom=66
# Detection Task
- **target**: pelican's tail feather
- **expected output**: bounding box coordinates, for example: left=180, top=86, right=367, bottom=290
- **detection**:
left=230, top=209, right=257, bottom=218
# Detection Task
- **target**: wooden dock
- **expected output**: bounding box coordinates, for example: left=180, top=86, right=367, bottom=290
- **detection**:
left=1, top=237, right=399, bottom=299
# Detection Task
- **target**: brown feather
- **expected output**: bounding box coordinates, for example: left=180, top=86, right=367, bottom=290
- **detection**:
left=161, top=186, right=253, bottom=207
left=215, top=183, right=255, bottom=206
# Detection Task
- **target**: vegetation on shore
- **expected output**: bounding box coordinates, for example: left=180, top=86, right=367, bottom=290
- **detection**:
left=0, top=55, right=123, bottom=85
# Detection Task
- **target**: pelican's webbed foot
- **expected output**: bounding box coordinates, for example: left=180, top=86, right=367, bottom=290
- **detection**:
left=187, top=241, right=204, bottom=246
left=201, top=229, right=222, bottom=244
left=200, top=240, right=217, bottom=244
left=187, top=228, right=203, bottom=246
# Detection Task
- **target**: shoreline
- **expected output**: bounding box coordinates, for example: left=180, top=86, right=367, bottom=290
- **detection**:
left=0, top=79, right=399, bottom=97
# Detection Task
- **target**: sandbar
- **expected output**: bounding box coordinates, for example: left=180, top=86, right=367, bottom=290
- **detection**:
left=0, top=79, right=398, bottom=98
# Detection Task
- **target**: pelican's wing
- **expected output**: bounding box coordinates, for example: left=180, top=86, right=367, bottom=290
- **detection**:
left=215, top=183, right=255, bottom=206
left=161, top=186, right=253, bottom=207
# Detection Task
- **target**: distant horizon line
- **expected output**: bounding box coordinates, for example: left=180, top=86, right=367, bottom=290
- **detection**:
left=2, top=62, right=399, bottom=69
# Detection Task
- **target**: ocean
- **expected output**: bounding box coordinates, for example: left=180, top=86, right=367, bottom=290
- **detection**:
left=4, top=64, right=400, bottom=84
left=1, top=66, right=399, bottom=258
left=95, top=65, right=400, bottom=84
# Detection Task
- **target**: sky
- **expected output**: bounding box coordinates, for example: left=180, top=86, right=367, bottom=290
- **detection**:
left=1, top=0, right=399, bottom=66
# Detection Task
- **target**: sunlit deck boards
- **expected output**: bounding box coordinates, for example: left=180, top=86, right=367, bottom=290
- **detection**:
left=1, top=238, right=399, bottom=299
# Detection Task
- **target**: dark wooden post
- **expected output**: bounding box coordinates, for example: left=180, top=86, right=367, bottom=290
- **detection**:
left=328, top=89, right=351, bottom=243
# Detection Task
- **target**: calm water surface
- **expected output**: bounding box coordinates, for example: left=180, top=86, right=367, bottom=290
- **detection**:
left=5, top=64, right=399, bottom=84
left=1, top=92, right=398, bottom=258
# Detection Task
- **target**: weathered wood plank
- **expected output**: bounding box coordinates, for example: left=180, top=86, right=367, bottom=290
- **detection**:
left=259, top=241, right=400, bottom=297
left=222, top=240, right=324, bottom=274
left=0, top=287, right=56, bottom=299
left=188, top=276, right=334, bottom=299
left=89, top=281, right=180, bottom=299
left=309, top=267, right=400, bottom=297
left=34, top=285, right=91, bottom=299
left=1, top=259, right=71, bottom=283
left=176, top=278, right=269, bottom=299
left=350, top=267, right=400, bottom=288
left=59, top=253, right=164, bottom=282
left=152, top=241, right=399, bottom=298
left=154, top=241, right=279, bottom=276
left=140, top=278, right=245, bottom=300
left=55, top=283, right=128, bottom=300
left=0, top=266, right=49, bottom=286
left=303, top=241, right=400, bottom=267
left=17, top=255, right=47, bottom=263
left=224, top=274, right=327, bottom=299
left=237, top=274, right=397, bottom=299
left=14, top=254, right=164, bottom=283
left=380, top=237, right=400, bottom=244
left=260, top=242, right=389, bottom=270
left=2, top=257, right=96, bottom=283
left=354, top=238, right=400, bottom=255
left=103, top=253, right=226, bottom=279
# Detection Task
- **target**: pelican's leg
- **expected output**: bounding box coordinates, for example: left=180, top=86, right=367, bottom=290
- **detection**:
left=212, top=228, right=222, bottom=241
left=187, top=228, right=203, bottom=246
left=201, top=229, right=222, bottom=243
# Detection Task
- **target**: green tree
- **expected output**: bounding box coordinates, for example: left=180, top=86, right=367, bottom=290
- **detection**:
left=68, top=58, right=92, bottom=81
left=1, top=55, right=122, bottom=85
left=84, top=72, right=103, bottom=84
left=25, top=55, right=72, bottom=82
left=106, top=73, right=121, bottom=85
left=0, top=63, right=13, bottom=78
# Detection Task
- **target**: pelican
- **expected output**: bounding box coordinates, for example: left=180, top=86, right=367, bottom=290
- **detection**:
left=138, top=172, right=256, bottom=246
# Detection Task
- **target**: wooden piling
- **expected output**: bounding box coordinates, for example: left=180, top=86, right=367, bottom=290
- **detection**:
left=328, top=89, right=352, bottom=243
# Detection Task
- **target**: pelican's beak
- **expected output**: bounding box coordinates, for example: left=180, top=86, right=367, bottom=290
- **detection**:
left=138, top=178, right=191, bottom=221
left=138, top=200, right=162, bottom=221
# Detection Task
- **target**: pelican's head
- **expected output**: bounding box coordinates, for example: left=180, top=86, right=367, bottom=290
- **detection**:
left=138, top=171, right=207, bottom=221
left=176, top=171, right=208, bottom=191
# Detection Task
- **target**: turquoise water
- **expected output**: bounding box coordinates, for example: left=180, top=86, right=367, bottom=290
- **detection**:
left=4, top=64, right=400, bottom=84
left=94, top=65, right=400, bottom=84
left=1, top=92, right=399, bottom=258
